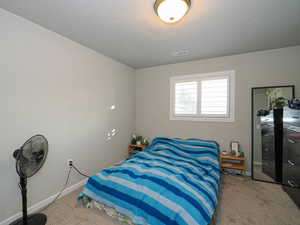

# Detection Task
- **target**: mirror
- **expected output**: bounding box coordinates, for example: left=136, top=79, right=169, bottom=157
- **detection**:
left=252, top=85, right=295, bottom=183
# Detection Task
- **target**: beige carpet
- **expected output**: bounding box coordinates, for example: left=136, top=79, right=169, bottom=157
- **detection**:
left=41, top=175, right=300, bottom=225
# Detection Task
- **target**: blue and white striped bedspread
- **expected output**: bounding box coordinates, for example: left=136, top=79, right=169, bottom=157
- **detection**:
left=81, top=137, right=221, bottom=225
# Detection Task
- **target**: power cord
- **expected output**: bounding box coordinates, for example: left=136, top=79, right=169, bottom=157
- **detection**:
left=71, top=164, right=89, bottom=178
left=41, top=166, right=72, bottom=211
left=41, top=163, right=89, bottom=211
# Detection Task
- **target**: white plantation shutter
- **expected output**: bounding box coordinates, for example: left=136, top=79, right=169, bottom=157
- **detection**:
left=170, top=71, right=235, bottom=122
left=201, top=78, right=228, bottom=115
left=175, top=82, right=197, bottom=114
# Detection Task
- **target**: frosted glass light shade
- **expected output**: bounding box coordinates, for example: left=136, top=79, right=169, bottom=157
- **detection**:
left=154, top=0, right=191, bottom=24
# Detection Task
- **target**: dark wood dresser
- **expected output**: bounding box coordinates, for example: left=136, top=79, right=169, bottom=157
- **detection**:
left=282, top=128, right=300, bottom=208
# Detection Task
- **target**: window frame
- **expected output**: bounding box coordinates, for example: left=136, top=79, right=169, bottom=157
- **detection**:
left=170, top=70, right=235, bottom=122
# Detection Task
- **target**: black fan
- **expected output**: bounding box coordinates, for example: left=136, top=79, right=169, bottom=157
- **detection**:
left=11, top=135, right=48, bottom=225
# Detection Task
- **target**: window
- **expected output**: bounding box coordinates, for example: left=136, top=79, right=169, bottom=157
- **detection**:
left=170, top=71, right=235, bottom=122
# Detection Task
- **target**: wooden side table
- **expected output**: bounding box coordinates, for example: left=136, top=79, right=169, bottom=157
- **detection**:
left=220, top=154, right=246, bottom=175
left=128, top=144, right=148, bottom=156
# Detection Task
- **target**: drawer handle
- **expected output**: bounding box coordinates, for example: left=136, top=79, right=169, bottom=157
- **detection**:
left=288, top=139, right=297, bottom=144
left=288, top=160, right=295, bottom=166
left=288, top=180, right=298, bottom=188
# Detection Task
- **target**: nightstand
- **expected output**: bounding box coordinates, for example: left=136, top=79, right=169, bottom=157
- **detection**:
left=128, top=144, right=148, bottom=156
left=220, top=154, right=246, bottom=175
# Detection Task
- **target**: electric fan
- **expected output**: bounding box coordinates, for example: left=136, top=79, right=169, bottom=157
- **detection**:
left=11, top=135, right=48, bottom=225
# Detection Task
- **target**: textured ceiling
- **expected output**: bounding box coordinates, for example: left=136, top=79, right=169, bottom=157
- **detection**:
left=1, top=0, right=300, bottom=69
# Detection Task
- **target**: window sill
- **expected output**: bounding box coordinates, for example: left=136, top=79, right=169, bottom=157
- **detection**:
left=169, top=115, right=235, bottom=122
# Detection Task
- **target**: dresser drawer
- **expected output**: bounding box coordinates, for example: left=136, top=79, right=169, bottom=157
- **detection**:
left=285, top=176, right=300, bottom=188
left=283, top=160, right=300, bottom=187
left=283, top=130, right=300, bottom=182
left=262, top=146, right=274, bottom=160
left=286, top=138, right=300, bottom=160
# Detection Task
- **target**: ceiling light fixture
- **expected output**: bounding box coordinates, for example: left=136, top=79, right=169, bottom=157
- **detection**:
left=154, top=0, right=191, bottom=24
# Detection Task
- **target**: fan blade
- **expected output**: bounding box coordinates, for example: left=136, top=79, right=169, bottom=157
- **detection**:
left=16, top=135, right=48, bottom=178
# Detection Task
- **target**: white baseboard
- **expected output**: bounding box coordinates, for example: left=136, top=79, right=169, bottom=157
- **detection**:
left=0, top=178, right=88, bottom=225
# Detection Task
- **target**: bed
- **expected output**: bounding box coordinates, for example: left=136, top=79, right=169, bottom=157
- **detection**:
left=78, top=137, right=221, bottom=225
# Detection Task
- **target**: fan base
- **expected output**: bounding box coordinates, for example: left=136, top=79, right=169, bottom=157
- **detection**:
left=9, top=213, right=47, bottom=225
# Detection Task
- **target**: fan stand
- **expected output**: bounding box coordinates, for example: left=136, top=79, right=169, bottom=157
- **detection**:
left=10, top=174, right=47, bottom=225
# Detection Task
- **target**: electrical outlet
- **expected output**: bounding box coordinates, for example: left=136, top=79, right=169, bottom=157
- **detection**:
left=67, top=159, right=73, bottom=167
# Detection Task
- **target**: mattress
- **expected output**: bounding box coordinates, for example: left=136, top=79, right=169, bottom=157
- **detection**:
left=78, top=137, right=221, bottom=225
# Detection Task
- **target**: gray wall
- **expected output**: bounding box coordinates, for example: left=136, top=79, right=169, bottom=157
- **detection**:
left=136, top=46, right=300, bottom=172
left=0, top=9, right=135, bottom=222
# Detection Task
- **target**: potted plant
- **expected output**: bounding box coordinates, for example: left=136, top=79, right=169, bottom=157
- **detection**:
left=271, top=97, right=287, bottom=110
left=271, top=97, right=287, bottom=126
